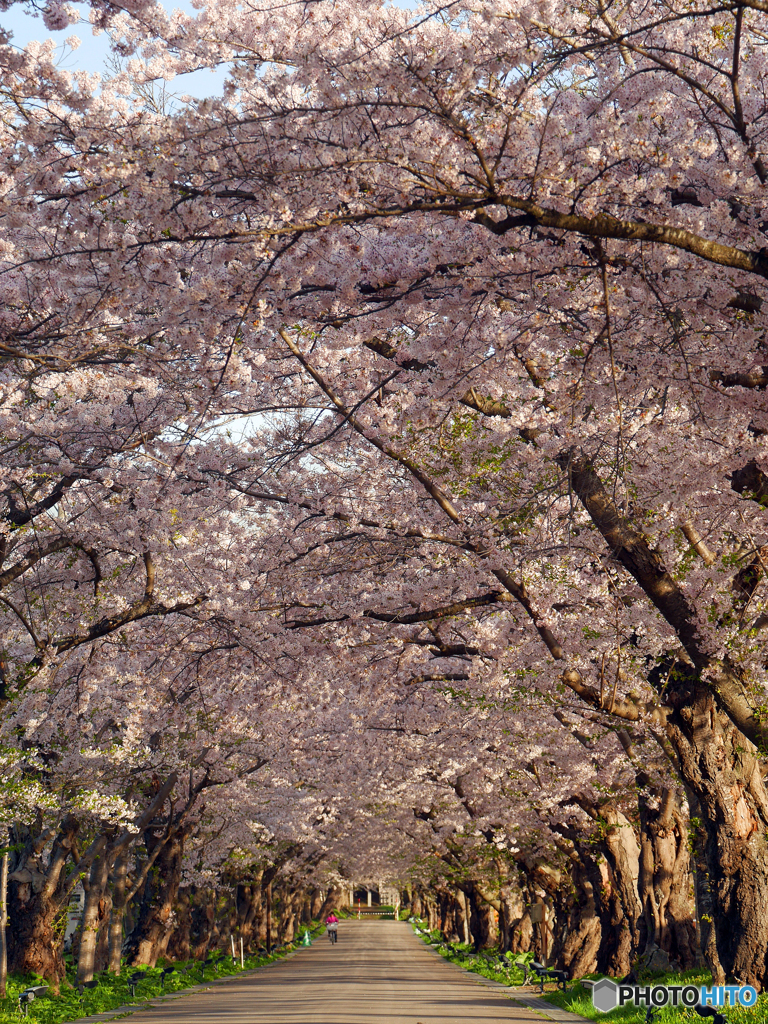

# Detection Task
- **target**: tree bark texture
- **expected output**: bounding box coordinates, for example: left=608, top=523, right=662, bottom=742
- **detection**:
left=560, top=453, right=763, bottom=982
left=77, top=844, right=109, bottom=984
left=108, top=852, right=128, bottom=974
left=554, top=847, right=602, bottom=978
left=668, top=687, right=768, bottom=988
left=124, top=827, right=188, bottom=967
left=637, top=787, right=697, bottom=969
left=6, top=815, right=80, bottom=985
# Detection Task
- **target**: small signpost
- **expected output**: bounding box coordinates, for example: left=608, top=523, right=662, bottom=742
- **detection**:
left=64, top=884, right=85, bottom=951
left=530, top=902, right=548, bottom=967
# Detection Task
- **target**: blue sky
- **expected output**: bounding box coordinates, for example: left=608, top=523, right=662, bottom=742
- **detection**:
left=4, top=1, right=229, bottom=96
left=5, top=0, right=418, bottom=96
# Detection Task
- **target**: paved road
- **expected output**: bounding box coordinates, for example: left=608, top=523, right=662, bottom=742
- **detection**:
left=101, top=920, right=560, bottom=1024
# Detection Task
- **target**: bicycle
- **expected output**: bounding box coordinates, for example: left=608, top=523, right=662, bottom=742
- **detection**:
left=327, top=925, right=338, bottom=943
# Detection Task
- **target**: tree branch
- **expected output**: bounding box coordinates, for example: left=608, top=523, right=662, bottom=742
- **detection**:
left=477, top=200, right=768, bottom=279
left=558, top=449, right=768, bottom=748
left=0, top=539, right=71, bottom=590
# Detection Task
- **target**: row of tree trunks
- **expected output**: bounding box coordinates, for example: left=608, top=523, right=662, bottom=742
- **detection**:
left=164, top=871, right=309, bottom=965
left=407, top=781, right=698, bottom=977
left=2, top=777, right=312, bottom=983
left=3, top=790, right=341, bottom=986
left=0, top=789, right=700, bottom=985
left=429, top=884, right=503, bottom=951
left=3, top=776, right=185, bottom=984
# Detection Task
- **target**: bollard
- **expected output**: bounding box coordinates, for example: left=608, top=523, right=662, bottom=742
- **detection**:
left=301, top=929, right=312, bottom=946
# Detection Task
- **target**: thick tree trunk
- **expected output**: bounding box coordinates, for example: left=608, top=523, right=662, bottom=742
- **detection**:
left=562, top=801, right=642, bottom=976
left=8, top=880, right=65, bottom=982
left=465, top=887, right=485, bottom=951
left=668, top=687, right=768, bottom=988
left=165, top=887, right=192, bottom=961
left=557, top=849, right=602, bottom=978
left=124, top=829, right=187, bottom=967
left=300, top=894, right=312, bottom=926
left=206, top=889, right=223, bottom=952
left=601, top=805, right=643, bottom=973
left=108, top=852, right=128, bottom=974
left=318, top=884, right=345, bottom=919
left=94, top=892, right=113, bottom=974
left=310, top=887, right=325, bottom=920
left=454, top=889, right=470, bottom=944
left=428, top=897, right=438, bottom=937
left=6, top=815, right=80, bottom=985
left=411, top=889, right=423, bottom=920
left=77, top=844, right=109, bottom=985
left=510, top=910, right=533, bottom=954
left=497, top=887, right=524, bottom=953
left=255, top=884, right=269, bottom=947
left=244, top=878, right=264, bottom=951
left=438, top=890, right=460, bottom=943
left=637, top=787, right=697, bottom=970
left=235, top=883, right=258, bottom=952
left=690, top=813, right=723, bottom=976
left=469, top=884, right=499, bottom=950
left=278, top=889, right=299, bottom=944
left=190, top=887, right=217, bottom=958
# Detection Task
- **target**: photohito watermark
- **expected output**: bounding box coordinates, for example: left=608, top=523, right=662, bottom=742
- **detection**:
left=591, top=980, right=758, bottom=1012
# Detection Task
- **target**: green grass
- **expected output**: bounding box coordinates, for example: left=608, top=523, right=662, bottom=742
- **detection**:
left=0, top=922, right=325, bottom=1024
left=410, top=921, right=531, bottom=986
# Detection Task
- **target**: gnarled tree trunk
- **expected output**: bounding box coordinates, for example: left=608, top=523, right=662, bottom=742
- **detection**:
left=552, top=839, right=602, bottom=978
left=235, top=881, right=260, bottom=952
left=124, top=826, right=188, bottom=967
left=668, top=687, right=768, bottom=988
left=637, top=785, right=697, bottom=970
left=470, top=883, right=500, bottom=950
left=7, top=814, right=80, bottom=985
left=564, top=798, right=643, bottom=976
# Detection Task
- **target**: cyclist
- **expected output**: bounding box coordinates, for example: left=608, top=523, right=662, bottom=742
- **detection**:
left=325, top=913, right=339, bottom=943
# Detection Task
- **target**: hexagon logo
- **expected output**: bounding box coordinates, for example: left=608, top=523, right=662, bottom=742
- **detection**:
left=592, top=979, right=619, bottom=1013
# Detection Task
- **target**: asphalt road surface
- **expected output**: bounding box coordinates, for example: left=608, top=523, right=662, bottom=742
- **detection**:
left=101, top=920, right=560, bottom=1024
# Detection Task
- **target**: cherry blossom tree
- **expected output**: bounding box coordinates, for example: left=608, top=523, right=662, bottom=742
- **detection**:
left=4, top=0, right=768, bottom=987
